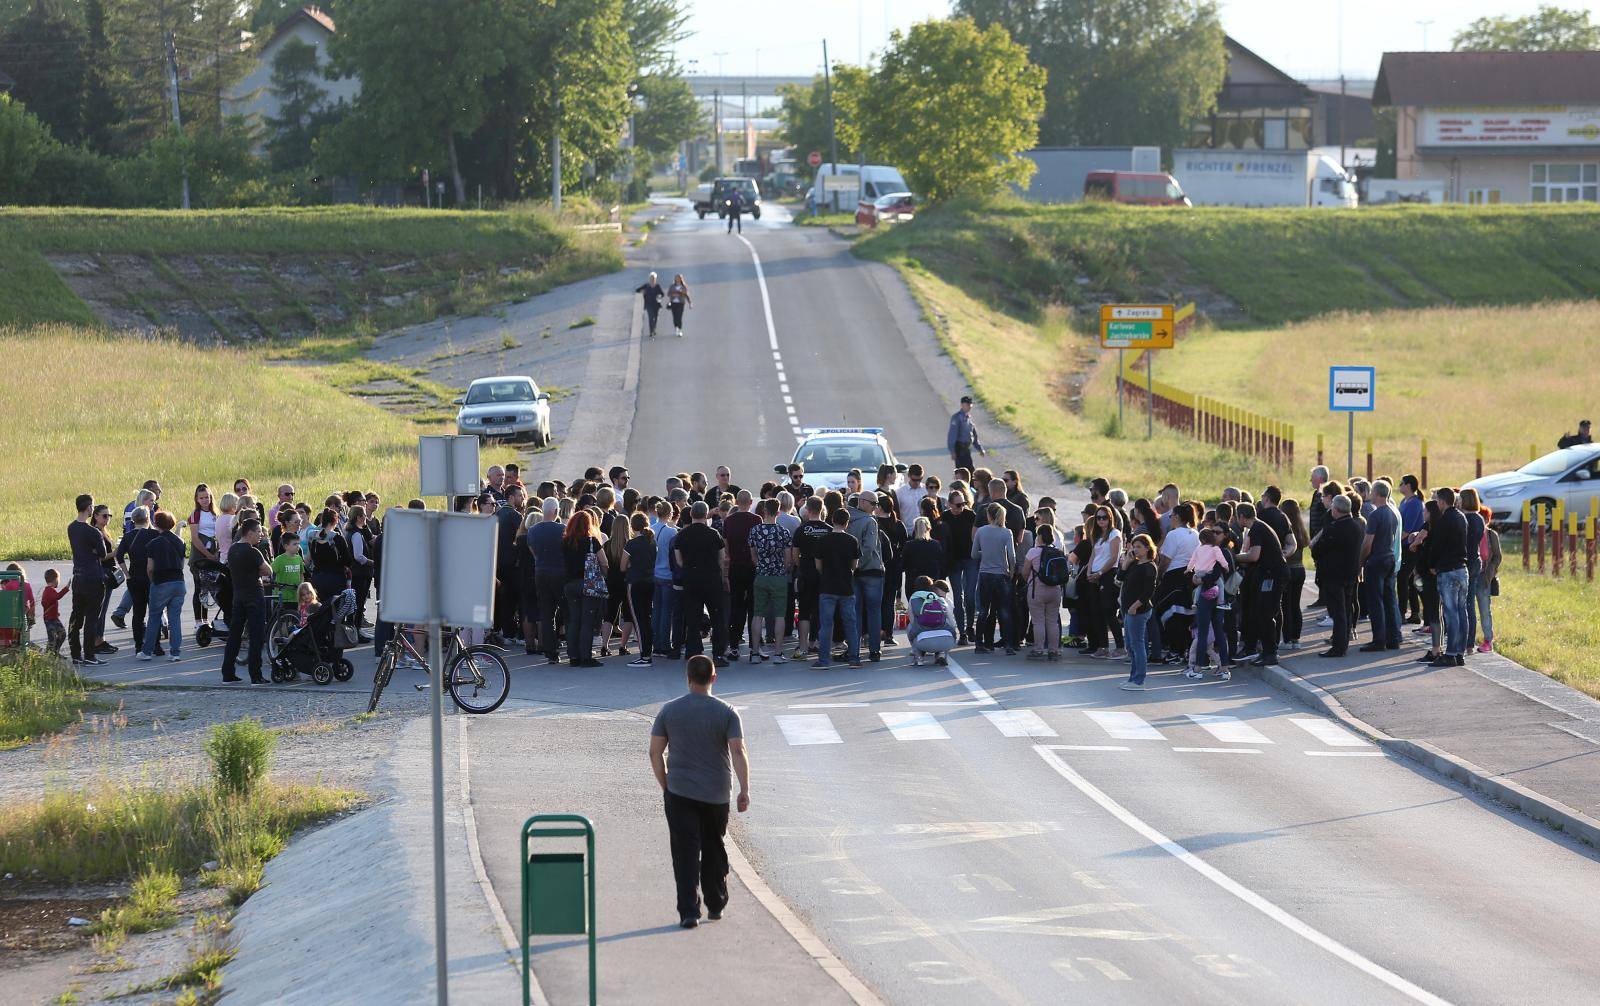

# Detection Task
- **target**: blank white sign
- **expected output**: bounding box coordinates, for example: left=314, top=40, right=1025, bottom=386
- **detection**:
left=378, top=508, right=498, bottom=628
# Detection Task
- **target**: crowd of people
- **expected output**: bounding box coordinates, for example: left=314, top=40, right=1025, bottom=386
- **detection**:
left=10, top=455, right=1505, bottom=691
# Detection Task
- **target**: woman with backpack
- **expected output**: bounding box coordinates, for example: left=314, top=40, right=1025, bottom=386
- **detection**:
left=562, top=510, right=607, bottom=668
left=1022, top=524, right=1066, bottom=660
left=306, top=508, right=352, bottom=613
left=907, top=576, right=957, bottom=666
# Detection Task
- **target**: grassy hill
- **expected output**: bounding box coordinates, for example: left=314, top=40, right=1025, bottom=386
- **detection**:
left=0, top=204, right=620, bottom=340
left=856, top=200, right=1600, bottom=326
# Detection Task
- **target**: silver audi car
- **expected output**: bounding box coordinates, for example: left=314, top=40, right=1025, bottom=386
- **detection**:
left=455, top=375, right=552, bottom=446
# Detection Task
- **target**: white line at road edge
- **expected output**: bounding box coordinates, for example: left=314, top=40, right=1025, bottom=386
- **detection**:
left=725, top=835, right=886, bottom=1006
left=460, top=717, right=550, bottom=1006
left=1032, top=745, right=1453, bottom=1006
left=940, top=654, right=999, bottom=706
left=735, top=234, right=804, bottom=440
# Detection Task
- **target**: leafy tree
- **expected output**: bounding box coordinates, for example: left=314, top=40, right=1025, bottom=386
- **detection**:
left=955, top=0, right=1227, bottom=150
left=180, top=0, right=253, bottom=134
left=102, top=0, right=191, bottom=151
left=78, top=0, right=118, bottom=153
left=841, top=18, right=1042, bottom=202
left=1452, top=5, right=1600, bottom=51
left=0, top=91, right=57, bottom=201
left=622, top=0, right=687, bottom=73
left=263, top=36, right=331, bottom=170
left=631, top=71, right=699, bottom=158
left=0, top=0, right=89, bottom=144
left=776, top=74, right=856, bottom=172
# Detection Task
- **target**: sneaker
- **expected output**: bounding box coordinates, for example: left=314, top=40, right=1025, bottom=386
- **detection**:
left=168, top=654, right=181, bottom=662
left=1284, top=641, right=1303, bottom=651
left=1183, top=668, right=1203, bottom=679
left=676, top=328, right=684, bottom=338
left=1108, top=648, right=1127, bottom=659
left=812, top=660, right=833, bottom=669
left=136, top=651, right=152, bottom=661
left=81, top=655, right=104, bottom=665
left=848, top=661, right=863, bottom=669
left=974, top=645, right=993, bottom=654
left=772, top=653, right=787, bottom=665
left=1090, top=649, right=1111, bottom=659
left=1215, top=668, right=1232, bottom=681
left=1119, top=681, right=1147, bottom=691
left=910, top=655, right=922, bottom=667
left=111, top=613, right=126, bottom=629
left=1026, top=650, right=1045, bottom=661
left=935, top=654, right=948, bottom=666
left=95, top=641, right=117, bottom=655
left=1476, top=640, right=1494, bottom=653
left=1428, top=656, right=1455, bottom=668
left=1003, top=648, right=1017, bottom=656
left=627, top=657, right=653, bottom=667
left=1316, top=615, right=1334, bottom=627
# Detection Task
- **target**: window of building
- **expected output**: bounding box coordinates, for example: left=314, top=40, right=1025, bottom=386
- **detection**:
left=1466, top=189, right=1501, bottom=205
left=1530, top=163, right=1599, bottom=203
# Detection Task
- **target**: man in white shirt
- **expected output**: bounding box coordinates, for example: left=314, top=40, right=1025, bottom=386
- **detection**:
left=894, top=464, right=929, bottom=528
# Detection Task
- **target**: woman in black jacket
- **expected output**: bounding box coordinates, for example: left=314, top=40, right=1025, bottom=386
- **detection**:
left=902, top=517, right=946, bottom=590
left=307, top=508, right=352, bottom=607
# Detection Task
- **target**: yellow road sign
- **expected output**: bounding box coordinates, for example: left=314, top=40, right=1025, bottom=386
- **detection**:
left=1100, top=304, right=1174, bottom=349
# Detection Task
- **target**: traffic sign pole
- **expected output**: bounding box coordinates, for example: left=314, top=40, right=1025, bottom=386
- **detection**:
left=1347, top=412, right=1354, bottom=479
left=1146, top=350, right=1154, bottom=439
left=1117, top=349, right=1124, bottom=432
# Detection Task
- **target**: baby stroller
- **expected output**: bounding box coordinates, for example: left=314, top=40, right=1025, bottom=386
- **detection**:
left=271, top=589, right=357, bottom=685
left=193, top=561, right=230, bottom=648
left=1152, top=569, right=1197, bottom=665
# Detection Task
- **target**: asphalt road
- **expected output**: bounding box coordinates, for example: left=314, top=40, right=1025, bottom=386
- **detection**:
left=40, top=205, right=1600, bottom=1004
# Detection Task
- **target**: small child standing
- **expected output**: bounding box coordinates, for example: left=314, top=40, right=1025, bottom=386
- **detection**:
left=41, top=569, right=69, bottom=655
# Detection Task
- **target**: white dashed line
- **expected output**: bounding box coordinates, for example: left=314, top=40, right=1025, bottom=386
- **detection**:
left=737, top=234, right=800, bottom=439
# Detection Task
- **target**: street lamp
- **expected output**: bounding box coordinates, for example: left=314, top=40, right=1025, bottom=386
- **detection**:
left=1415, top=19, right=1434, bottom=51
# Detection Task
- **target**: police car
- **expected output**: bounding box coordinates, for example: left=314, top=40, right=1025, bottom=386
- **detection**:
left=777, top=428, right=906, bottom=492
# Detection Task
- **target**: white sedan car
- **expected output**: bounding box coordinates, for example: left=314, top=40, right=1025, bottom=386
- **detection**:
left=779, top=428, right=906, bottom=493
left=1463, top=444, right=1600, bottom=526
left=455, top=376, right=552, bottom=446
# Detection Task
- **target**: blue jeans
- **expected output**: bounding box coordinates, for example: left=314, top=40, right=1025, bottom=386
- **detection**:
left=1473, top=573, right=1494, bottom=644
left=976, top=572, right=1013, bottom=649
left=113, top=583, right=135, bottom=618
left=1193, top=593, right=1230, bottom=667
left=1124, top=609, right=1152, bottom=684
left=1437, top=568, right=1469, bottom=657
left=853, top=575, right=884, bottom=655
left=949, top=557, right=978, bottom=635
left=1465, top=562, right=1482, bottom=646
left=1362, top=559, right=1402, bottom=649
left=652, top=578, right=677, bottom=653
left=144, top=580, right=186, bottom=657
left=817, top=593, right=858, bottom=665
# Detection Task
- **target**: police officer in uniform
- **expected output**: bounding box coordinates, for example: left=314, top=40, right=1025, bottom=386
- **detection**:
left=947, top=395, right=986, bottom=472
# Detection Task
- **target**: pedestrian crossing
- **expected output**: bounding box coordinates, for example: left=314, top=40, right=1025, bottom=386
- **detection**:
left=768, top=707, right=1380, bottom=756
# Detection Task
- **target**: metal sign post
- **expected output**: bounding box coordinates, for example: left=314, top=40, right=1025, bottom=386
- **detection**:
left=1146, top=349, right=1154, bottom=439
left=1328, top=365, right=1376, bottom=477
left=380, top=497, right=498, bottom=1006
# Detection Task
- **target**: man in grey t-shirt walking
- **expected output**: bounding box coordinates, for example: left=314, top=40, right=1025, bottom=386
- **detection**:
left=650, top=654, right=750, bottom=928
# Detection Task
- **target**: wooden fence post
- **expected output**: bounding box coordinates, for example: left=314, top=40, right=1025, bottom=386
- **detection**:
left=1420, top=439, right=1428, bottom=491
left=1365, top=437, right=1374, bottom=482
left=1475, top=442, right=1483, bottom=480
left=1287, top=424, right=1295, bottom=470
left=1537, top=503, right=1546, bottom=573
left=1522, top=500, right=1530, bottom=570
left=1588, top=497, right=1597, bottom=582
left=1317, top=433, right=1324, bottom=467
left=1568, top=510, right=1579, bottom=579
left=1552, top=502, right=1564, bottom=578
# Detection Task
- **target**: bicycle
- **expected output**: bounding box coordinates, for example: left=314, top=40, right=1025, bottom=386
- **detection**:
left=368, top=626, right=511, bottom=714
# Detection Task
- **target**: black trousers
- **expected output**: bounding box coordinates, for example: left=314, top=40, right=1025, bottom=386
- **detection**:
left=681, top=582, right=727, bottom=658
left=628, top=580, right=653, bottom=657
left=1253, top=580, right=1283, bottom=661
left=645, top=305, right=660, bottom=334
left=494, top=566, right=521, bottom=639
left=663, top=791, right=729, bottom=921
left=128, top=580, right=151, bottom=652
left=68, top=573, right=105, bottom=661
left=220, top=599, right=265, bottom=680
left=1324, top=581, right=1351, bottom=655
left=564, top=582, right=601, bottom=663
left=1398, top=549, right=1421, bottom=619
left=727, top=567, right=755, bottom=650
left=535, top=570, right=566, bottom=659
left=952, top=443, right=974, bottom=473
left=1282, top=566, right=1305, bottom=642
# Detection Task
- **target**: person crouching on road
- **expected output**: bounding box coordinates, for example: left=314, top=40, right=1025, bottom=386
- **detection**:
left=907, top=577, right=957, bottom=666
left=650, top=654, right=750, bottom=930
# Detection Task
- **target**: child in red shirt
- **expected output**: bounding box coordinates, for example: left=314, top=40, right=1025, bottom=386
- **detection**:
left=40, top=568, right=69, bottom=655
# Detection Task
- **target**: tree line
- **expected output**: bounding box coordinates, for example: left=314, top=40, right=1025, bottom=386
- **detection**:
left=0, top=0, right=702, bottom=208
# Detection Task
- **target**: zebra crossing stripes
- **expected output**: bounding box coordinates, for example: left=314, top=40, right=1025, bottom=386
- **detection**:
left=1288, top=718, right=1371, bottom=747
left=879, top=711, right=951, bottom=741
left=1185, top=714, right=1274, bottom=745
left=1083, top=710, right=1166, bottom=741
left=776, top=714, right=843, bottom=746
left=981, top=710, right=1058, bottom=738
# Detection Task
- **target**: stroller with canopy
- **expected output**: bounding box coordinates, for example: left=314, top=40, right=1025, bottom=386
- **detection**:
left=271, top=588, right=357, bottom=685
left=1152, top=568, right=1197, bottom=665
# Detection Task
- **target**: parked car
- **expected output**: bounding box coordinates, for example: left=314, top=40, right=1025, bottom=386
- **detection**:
left=776, top=428, right=905, bottom=492
left=692, top=183, right=715, bottom=219
left=1083, top=170, right=1191, bottom=207
left=856, top=191, right=916, bottom=228
left=710, top=177, right=761, bottom=219
left=1462, top=445, right=1600, bottom=527
left=455, top=375, right=552, bottom=447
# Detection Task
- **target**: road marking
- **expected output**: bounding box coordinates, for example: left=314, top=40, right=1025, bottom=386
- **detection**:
left=780, top=383, right=791, bottom=394
left=1079, top=958, right=1133, bottom=981
left=880, top=711, right=951, bottom=741
left=1304, top=750, right=1386, bottom=758
left=1033, top=745, right=1452, bottom=1006
left=736, top=233, right=802, bottom=437
left=459, top=718, right=548, bottom=1004
left=982, top=709, right=1058, bottom=738
left=1289, top=717, right=1370, bottom=746
left=1185, top=713, right=1273, bottom=745
left=1049, top=744, right=1131, bottom=752
left=1173, top=747, right=1262, bottom=755
left=950, top=873, right=1015, bottom=893
left=724, top=837, right=886, bottom=1006
left=1050, top=959, right=1087, bottom=981
left=940, top=654, right=999, bottom=705
left=787, top=701, right=870, bottom=709
left=1085, top=710, right=1165, bottom=741
left=777, top=714, right=843, bottom=745
left=968, top=903, right=1167, bottom=941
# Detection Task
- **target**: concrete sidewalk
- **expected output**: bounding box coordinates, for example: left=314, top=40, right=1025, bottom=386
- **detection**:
left=1265, top=604, right=1600, bottom=843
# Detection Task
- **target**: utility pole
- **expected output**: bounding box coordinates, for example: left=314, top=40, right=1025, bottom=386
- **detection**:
left=552, top=72, right=562, bottom=213
left=164, top=30, right=190, bottom=210
left=713, top=87, right=723, bottom=174
left=823, top=39, right=838, bottom=212
left=741, top=81, right=748, bottom=164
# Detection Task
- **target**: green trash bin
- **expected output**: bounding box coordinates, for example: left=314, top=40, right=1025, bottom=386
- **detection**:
left=521, top=814, right=596, bottom=1006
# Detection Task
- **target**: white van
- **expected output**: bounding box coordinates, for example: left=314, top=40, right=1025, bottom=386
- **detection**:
left=808, top=164, right=910, bottom=212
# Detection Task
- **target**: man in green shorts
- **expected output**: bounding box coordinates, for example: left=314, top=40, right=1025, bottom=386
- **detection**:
left=746, top=499, right=793, bottom=663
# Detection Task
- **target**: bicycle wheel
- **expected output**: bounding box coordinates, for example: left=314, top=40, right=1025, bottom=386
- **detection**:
left=267, top=611, right=299, bottom=665
left=368, top=648, right=396, bottom=713
left=446, top=645, right=510, bottom=714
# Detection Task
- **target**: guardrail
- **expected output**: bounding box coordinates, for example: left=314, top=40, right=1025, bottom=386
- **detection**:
left=1116, top=352, right=1294, bottom=469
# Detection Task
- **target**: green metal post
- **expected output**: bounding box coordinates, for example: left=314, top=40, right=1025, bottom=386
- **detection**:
left=521, top=814, right=597, bottom=1006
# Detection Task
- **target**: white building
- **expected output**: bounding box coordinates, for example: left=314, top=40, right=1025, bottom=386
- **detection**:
left=224, top=6, right=358, bottom=148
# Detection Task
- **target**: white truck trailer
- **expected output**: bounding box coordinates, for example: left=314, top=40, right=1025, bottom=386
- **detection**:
left=1171, top=149, right=1357, bottom=208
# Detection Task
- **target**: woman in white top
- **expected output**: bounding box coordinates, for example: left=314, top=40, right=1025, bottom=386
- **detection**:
left=1085, top=505, right=1124, bottom=659
left=1157, top=501, right=1200, bottom=574
left=667, top=273, right=692, bottom=337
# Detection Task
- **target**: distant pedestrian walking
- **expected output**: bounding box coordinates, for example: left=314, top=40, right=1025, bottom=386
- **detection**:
left=947, top=395, right=985, bottom=472
left=725, top=189, right=744, bottom=234
left=667, top=273, right=692, bottom=338
left=635, top=272, right=665, bottom=338
left=650, top=654, right=750, bottom=929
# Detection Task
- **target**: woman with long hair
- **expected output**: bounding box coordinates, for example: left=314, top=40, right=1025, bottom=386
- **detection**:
left=1022, top=524, right=1064, bottom=660
left=307, top=507, right=351, bottom=609
left=599, top=513, right=633, bottom=657
left=562, top=510, right=607, bottom=667
left=1082, top=506, right=1123, bottom=658
left=188, top=484, right=219, bottom=623
left=667, top=272, right=692, bottom=338
left=1280, top=498, right=1310, bottom=650
left=347, top=506, right=375, bottom=634
left=1003, top=470, right=1029, bottom=512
